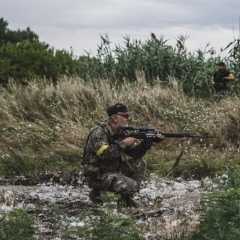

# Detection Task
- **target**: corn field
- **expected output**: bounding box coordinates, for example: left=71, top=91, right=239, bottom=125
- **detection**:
left=77, top=34, right=240, bottom=98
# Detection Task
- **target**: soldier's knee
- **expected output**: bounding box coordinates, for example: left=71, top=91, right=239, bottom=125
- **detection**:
left=121, top=186, right=137, bottom=196
left=111, top=178, right=139, bottom=196
left=123, top=180, right=139, bottom=195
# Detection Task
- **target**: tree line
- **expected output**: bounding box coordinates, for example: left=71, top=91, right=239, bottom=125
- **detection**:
left=1, top=17, right=239, bottom=98
left=0, top=18, right=79, bottom=85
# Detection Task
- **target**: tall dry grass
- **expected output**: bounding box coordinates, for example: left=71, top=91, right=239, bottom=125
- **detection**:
left=0, top=76, right=239, bottom=178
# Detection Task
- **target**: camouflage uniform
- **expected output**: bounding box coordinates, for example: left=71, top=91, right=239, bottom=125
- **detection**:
left=213, top=68, right=231, bottom=92
left=82, top=121, right=148, bottom=200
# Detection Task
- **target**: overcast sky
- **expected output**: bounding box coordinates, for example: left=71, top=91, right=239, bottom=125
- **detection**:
left=1, top=0, right=240, bottom=57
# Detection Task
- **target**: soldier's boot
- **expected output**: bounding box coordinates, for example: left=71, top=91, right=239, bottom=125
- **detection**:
left=118, top=196, right=144, bottom=208
left=126, top=197, right=144, bottom=208
left=89, top=189, right=102, bottom=205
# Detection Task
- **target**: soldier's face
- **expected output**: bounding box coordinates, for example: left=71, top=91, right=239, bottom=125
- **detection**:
left=116, top=111, right=130, bottom=127
left=219, top=65, right=225, bottom=71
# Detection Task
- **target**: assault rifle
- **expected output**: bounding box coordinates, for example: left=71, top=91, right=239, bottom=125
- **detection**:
left=113, top=126, right=217, bottom=177
left=113, top=126, right=217, bottom=142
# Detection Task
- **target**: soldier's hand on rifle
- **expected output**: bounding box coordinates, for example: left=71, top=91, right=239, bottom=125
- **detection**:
left=123, top=137, right=138, bottom=147
left=156, top=133, right=165, bottom=141
left=211, top=77, right=215, bottom=84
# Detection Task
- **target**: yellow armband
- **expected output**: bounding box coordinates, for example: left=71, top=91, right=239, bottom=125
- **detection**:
left=96, top=144, right=109, bottom=157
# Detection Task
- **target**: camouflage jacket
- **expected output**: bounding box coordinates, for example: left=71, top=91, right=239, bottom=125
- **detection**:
left=82, top=121, right=148, bottom=173
left=213, top=69, right=231, bottom=90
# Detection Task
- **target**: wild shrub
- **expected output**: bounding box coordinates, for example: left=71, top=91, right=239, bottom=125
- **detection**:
left=0, top=208, right=35, bottom=240
left=192, top=165, right=240, bottom=239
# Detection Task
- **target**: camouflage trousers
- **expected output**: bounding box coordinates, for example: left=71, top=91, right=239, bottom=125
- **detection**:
left=86, top=158, right=147, bottom=197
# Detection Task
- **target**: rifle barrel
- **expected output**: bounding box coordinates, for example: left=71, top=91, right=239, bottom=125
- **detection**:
left=160, top=132, right=217, bottom=138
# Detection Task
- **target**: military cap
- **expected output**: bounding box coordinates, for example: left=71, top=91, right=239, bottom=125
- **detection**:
left=107, top=103, right=129, bottom=116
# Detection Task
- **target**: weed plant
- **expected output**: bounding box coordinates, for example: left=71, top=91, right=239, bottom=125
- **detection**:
left=0, top=208, right=35, bottom=240
left=192, top=165, right=240, bottom=240
left=79, top=34, right=240, bottom=98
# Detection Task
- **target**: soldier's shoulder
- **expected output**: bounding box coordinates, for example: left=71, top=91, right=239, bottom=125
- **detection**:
left=90, top=122, right=108, bottom=133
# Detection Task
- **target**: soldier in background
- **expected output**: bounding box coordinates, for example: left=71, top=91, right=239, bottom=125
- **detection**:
left=211, top=62, right=235, bottom=98
left=82, top=103, right=164, bottom=207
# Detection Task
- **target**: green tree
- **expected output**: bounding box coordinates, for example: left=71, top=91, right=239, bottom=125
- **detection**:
left=0, top=17, right=79, bottom=85
left=0, top=17, right=38, bottom=46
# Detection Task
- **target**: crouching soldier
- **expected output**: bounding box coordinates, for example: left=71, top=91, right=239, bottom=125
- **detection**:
left=81, top=103, right=164, bottom=207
